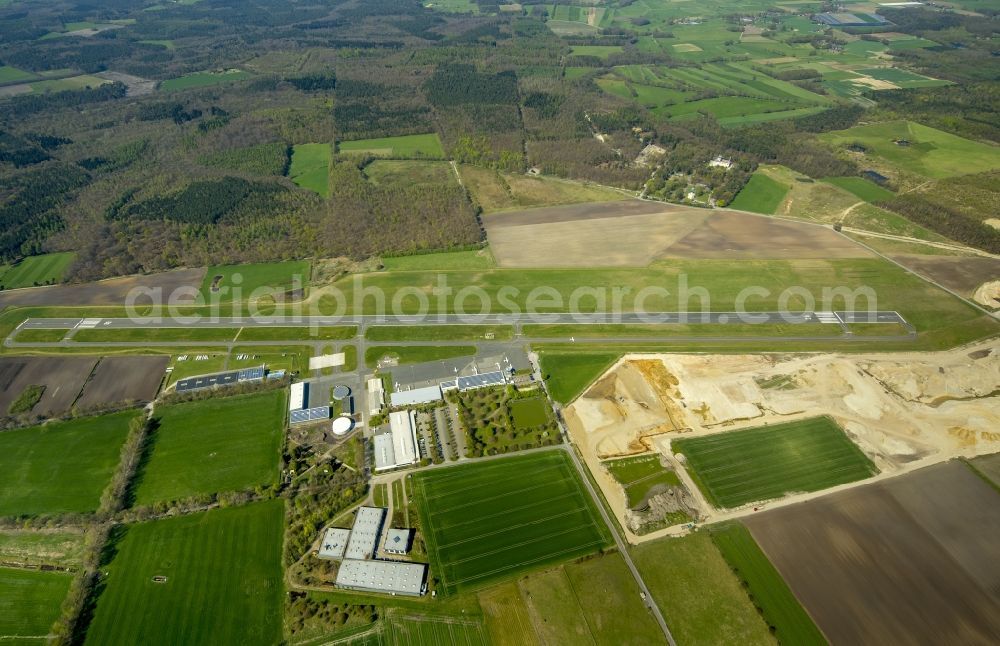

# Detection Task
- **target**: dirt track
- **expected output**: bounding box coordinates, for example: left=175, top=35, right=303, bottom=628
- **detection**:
left=745, top=461, right=1000, bottom=645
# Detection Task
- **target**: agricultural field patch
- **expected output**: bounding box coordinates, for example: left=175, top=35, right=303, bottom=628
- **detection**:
left=73, top=355, right=168, bottom=411
left=84, top=501, right=284, bottom=646
left=380, top=248, right=495, bottom=271
left=0, top=567, right=72, bottom=642
left=459, top=165, right=626, bottom=213
left=539, top=352, right=619, bottom=404
left=879, top=253, right=1000, bottom=300
left=0, top=356, right=97, bottom=418
left=728, top=173, right=788, bottom=214
left=569, top=45, right=621, bottom=59
left=159, top=69, right=252, bottom=91
left=288, top=143, right=332, bottom=197
left=131, top=390, right=286, bottom=505
left=0, top=410, right=138, bottom=516
left=0, top=252, right=75, bottom=289
left=603, top=454, right=682, bottom=509
left=745, top=461, right=1000, bottom=644
left=673, top=416, right=879, bottom=509
left=338, top=133, right=444, bottom=159
left=0, top=529, right=84, bottom=569
left=631, top=532, right=775, bottom=645
left=822, top=176, right=895, bottom=202
left=820, top=120, right=1000, bottom=179
left=0, top=268, right=206, bottom=309
left=412, top=450, right=611, bottom=595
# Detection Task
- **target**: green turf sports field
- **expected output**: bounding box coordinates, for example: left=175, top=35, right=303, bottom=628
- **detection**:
left=672, top=416, right=878, bottom=508
left=0, top=567, right=72, bottom=641
left=412, top=450, right=611, bottom=595
left=83, top=501, right=284, bottom=646
left=131, top=390, right=285, bottom=505
left=729, top=173, right=789, bottom=213
left=0, top=411, right=138, bottom=516
left=288, top=143, right=332, bottom=197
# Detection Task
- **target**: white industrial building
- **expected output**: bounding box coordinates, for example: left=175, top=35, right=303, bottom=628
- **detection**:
left=389, top=384, right=442, bottom=408
left=335, top=559, right=427, bottom=596
left=367, top=377, right=385, bottom=416
left=317, top=527, right=351, bottom=560
left=289, top=382, right=308, bottom=411
left=345, top=507, right=385, bottom=560
left=384, top=528, right=413, bottom=555
left=374, top=410, right=420, bottom=472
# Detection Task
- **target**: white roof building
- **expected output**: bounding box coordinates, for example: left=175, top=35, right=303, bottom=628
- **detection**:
left=390, top=410, right=419, bottom=466
left=373, top=432, right=397, bottom=472
left=289, top=382, right=308, bottom=411
left=335, top=559, right=427, bottom=596
left=317, top=527, right=351, bottom=560
left=367, top=377, right=385, bottom=416
left=384, top=528, right=413, bottom=555
left=389, top=385, right=442, bottom=408
left=345, top=507, right=385, bottom=560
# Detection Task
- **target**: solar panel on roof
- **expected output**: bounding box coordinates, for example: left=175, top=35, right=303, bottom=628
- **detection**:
left=456, top=370, right=505, bottom=391
left=238, top=366, right=265, bottom=382
left=290, top=406, right=331, bottom=425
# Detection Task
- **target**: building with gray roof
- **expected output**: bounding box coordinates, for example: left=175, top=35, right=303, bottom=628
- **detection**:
left=335, top=559, right=427, bottom=596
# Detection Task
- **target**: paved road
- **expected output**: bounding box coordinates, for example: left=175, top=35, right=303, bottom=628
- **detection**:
left=17, top=310, right=909, bottom=329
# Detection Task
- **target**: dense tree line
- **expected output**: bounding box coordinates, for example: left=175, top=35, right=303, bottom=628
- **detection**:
left=111, top=176, right=288, bottom=225
left=424, top=64, right=519, bottom=106
left=0, top=162, right=88, bottom=262
left=1, top=82, right=127, bottom=119
left=876, top=194, right=1000, bottom=255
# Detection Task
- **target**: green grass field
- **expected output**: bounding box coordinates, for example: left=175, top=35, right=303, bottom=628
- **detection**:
left=604, top=454, right=681, bottom=508
left=823, top=176, right=895, bottom=202
left=0, top=530, right=84, bottom=569
left=159, top=69, right=252, bottom=91
left=365, top=324, right=512, bottom=342
left=820, top=120, right=1000, bottom=179
left=711, top=523, right=826, bottom=645
left=288, top=143, right=332, bottom=197
left=73, top=327, right=240, bottom=343
left=0, top=65, right=35, bottom=83
left=236, top=325, right=356, bottom=341
left=0, top=567, right=72, bottom=641
left=0, top=411, right=138, bottom=516
left=381, top=248, right=495, bottom=271
left=338, top=133, right=444, bottom=159
left=84, top=501, right=284, bottom=646
left=570, top=45, right=622, bottom=59
left=729, top=173, right=789, bottom=213
left=539, top=352, right=618, bottom=403
left=0, top=253, right=75, bottom=289
left=673, top=416, right=878, bottom=509
left=631, top=532, right=774, bottom=645
left=14, top=327, right=68, bottom=343
left=509, top=397, right=548, bottom=429
left=132, top=391, right=285, bottom=505
left=413, top=450, right=612, bottom=595
left=365, top=345, right=475, bottom=367
left=201, top=260, right=311, bottom=302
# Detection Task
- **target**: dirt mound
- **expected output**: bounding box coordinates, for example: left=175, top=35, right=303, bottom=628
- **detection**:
left=973, top=280, right=1000, bottom=308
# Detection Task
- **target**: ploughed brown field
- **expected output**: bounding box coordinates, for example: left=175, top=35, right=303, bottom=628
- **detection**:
left=0, top=268, right=206, bottom=308
left=0, top=356, right=97, bottom=417
left=74, top=356, right=168, bottom=411
left=484, top=200, right=872, bottom=267
left=745, top=461, right=1000, bottom=645
left=886, top=253, right=1000, bottom=297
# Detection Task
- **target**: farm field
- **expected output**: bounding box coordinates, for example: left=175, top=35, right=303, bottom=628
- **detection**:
left=288, top=143, right=332, bottom=197
left=338, top=133, right=444, bottom=159
left=969, top=451, right=1000, bottom=486
left=131, top=390, right=285, bottom=505
left=0, top=356, right=97, bottom=417
left=819, top=120, right=1000, bottom=179
left=0, top=268, right=206, bottom=309
left=0, top=410, right=138, bottom=516
left=0, top=253, right=75, bottom=289
left=631, top=532, right=775, bottom=645
left=201, top=260, right=311, bottom=302
left=159, top=69, right=251, bottom=91
left=728, top=173, right=788, bottom=214
left=459, top=165, right=626, bottom=213
left=365, top=325, right=513, bottom=341
left=0, top=529, right=84, bottom=568
left=412, top=450, right=611, bottom=595
left=381, top=610, right=489, bottom=645
left=0, top=567, right=72, bottom=642
left=538, top=352, right=618, bottom=404
left=710, top=523, right=825, bottom=645
left=73, top=356, right=168, bottom=410
left=822, top=176, right=895, bottom=203
left=746, top=461, right=1000, bottom=644
left=365, top=345, right=475, bottom=367
left=0, top=65, right=35, bottom=83
left=380, top=248, right=495, bottom=271
left=603, top=454, right=681, bottom=508
left=673, top=416, right=878, bottom=509
left=84, top=501, right=284, bottom=646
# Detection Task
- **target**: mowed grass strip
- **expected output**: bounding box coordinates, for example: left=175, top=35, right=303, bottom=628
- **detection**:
left=84, top=501, right=284, bottom=646
left=338, top=133, right=444, bottom=159
left=711, top=523, right=826, bottom=645
left=0, top=411, right=139, bottom=516
left=0, top=252, right=75, bottom=289
left=365, top=324, right=513, bottom=342
left=132, top=391, right=285, bottom=505
left=73, top=327, right=240, bottom=343
left=413, top=450, right=611, bottom=595
left=0, top=567, right=72, bottom=640
left=729, top=173, right=789, bottom=214
left=201, top=260, right=311, bottom=302
left=236, top=325, right=356, bottom=341
left=364, top=345, right=475, bottom=366
left=673, top=416, right=878, bottom=509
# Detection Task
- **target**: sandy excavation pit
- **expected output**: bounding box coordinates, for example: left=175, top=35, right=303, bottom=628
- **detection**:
left=564, top=343, right=1000, bottom=540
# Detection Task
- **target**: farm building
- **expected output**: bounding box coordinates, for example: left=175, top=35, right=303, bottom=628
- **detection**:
left=335, top=559, right=427, bottom=596
left=389, top=384, right=442, bottom=407
left=367, top=377, right=385, bottom=416
left=345, top=506, right=386, bottom=560
left=384, top=528, right=413, bottom=555
left=374, top=411, right=420, bottom=471
left=318, top=527, right=351, bottom=560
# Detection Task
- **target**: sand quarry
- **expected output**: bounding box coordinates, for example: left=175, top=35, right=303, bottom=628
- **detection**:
left=564, top=342, right=1000, bottom=540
